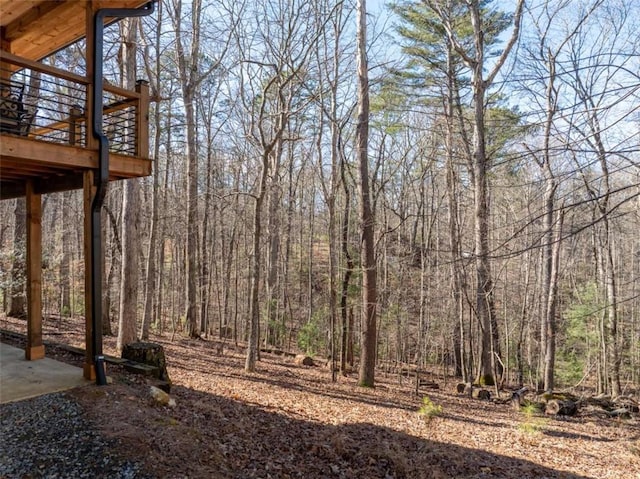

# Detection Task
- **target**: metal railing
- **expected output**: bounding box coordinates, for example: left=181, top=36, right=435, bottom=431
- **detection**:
left=0, top=51, right=148, bottom=158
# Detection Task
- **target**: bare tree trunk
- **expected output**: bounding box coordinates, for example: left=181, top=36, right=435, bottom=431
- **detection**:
left=102, top=201, right=120, bottom=337
left=444, top=40, right=466, bottom=380
left=356, top=0, right=377, bottom=388
left=169, top=0, right=203, bottom=339
left=540, top=163, right=557, bottom=389
left=199, top=148, right=213, bottom=336
left=221, top=176, right=239, bottom=339
left=8, top=199, right=26, bottom=318
left=340, top=161, right=353, bottom=375
left=155, top=116, right=173, bottom=336
left=441, top=0, right=524, bottom=385
left=266, top=143, right=283, bottom=347
left=245, top=152, right=270, bottom=372
left=543, top=210, right=563, bottom=391
left=117, top=17, right=141, bottom=353
left=102, top=228, right=117, bottom=337
left=184, top=87, right=200, bottom=338
left=594, top=134, right=622, bottom=399
left=572, top=63, right=623, bottom=396
left=60, top=192, right=72, bottom=316
left=117, top=179, right=141, bottom=352
left=471, top=75, right=500, bottom=385
left=141, top=0, right=163, bottom=340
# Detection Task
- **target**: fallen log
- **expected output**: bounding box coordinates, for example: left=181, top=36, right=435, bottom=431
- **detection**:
left=583, top=395, right=614, bottom=410
left=540, top=391, right=579, bottom=403
left=606, top=408, right=632, bottom=419
left=418, top=379, right=439, bottom=389
left=545, top=399, right=578, bottom=416
left=612, top=396, right=639, bottom=414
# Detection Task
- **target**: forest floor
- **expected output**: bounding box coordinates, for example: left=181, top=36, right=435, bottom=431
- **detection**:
left=2, top=315, right=640, bottom=479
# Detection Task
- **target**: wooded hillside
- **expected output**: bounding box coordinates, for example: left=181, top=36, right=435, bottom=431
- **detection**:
left=1, top=0, right=639, bottom=395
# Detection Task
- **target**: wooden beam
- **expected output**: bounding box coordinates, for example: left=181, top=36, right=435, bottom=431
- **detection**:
left=5, top=1, right=83, bottom=61
left=25, top=180, right=44, bottom=360
left=83, top=169, right=95, bottom=380
left=0, top=158, right=64, bottom=175
left=0, top=1, right=50, bottom=27
left=33, top=174, right=84, bottom=195
left=0, top=162, right=151, bottom=200
left=1, top=30, right=11, bottom=82
left=3, top=2, right=68, bottom=43
left=0, top=181, right=25, bottom=199
left=1, top=135, right=152, bottom=177
left=2, top=136, right=94, bottom=168
left=1, top=175, right=84, bottom=200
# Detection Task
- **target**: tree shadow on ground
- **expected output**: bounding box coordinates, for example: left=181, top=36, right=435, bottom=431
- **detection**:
left=542, top=429, right=615, bottom=442
left=71, top=382, right=594, bottom=479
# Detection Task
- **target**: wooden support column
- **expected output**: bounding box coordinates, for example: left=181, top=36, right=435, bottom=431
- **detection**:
left=85, top=0, right=98, bottom=152
left=1, top=36, right=11, bottom=79
left=83, top=170, right=96, bottom=380
left=25, top=180, right=44, bottom=360
left=135, top=80, right=149, bottom=158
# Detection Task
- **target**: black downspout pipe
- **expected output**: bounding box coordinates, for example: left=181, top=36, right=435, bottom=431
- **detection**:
left=91, top=1, right=155, bottom=385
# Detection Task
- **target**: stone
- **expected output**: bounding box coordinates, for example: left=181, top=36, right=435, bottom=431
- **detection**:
left=149, top=385, right=176, bottom=407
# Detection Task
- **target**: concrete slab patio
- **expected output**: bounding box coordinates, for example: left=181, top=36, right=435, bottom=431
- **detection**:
left=0, top=342, right=88, bottom=404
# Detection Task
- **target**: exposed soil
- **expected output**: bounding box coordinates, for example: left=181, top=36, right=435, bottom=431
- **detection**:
left=2, top=315, right=639, bottom=479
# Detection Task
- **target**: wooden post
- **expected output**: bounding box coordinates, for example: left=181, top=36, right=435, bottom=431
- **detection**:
left=69, top=106, right=83, bottom=146
left=135, top=79, right=149, bottom=158
left=85, top=0, right=97, bottom=151
left=1, top=37, right=11, bottom=80
left=25, top=180, right=44, bottom=360
left=83, top=169, right=96, bottom=380
left=83, top=0, right=97, bottom=380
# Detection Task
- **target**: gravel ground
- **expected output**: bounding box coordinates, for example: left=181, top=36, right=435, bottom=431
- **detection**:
left=0, top=392, right=151, bottom=479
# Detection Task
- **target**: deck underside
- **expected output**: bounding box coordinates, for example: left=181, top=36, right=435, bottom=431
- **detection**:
left=0, top=134, right=152, bottom=199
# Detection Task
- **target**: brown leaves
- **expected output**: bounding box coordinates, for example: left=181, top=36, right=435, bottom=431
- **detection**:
left=3, top=315, right=639, bottom=479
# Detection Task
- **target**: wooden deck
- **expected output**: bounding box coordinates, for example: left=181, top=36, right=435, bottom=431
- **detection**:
left=0, top=49, right=151, bottom=200
left=0, top=135, right=152, bottom=199
left=1, top=0, right=154, bottom=382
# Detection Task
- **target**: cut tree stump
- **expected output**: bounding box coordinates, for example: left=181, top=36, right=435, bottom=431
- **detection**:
left=511, top=387, right=528, bottom=411
left=122, top=342, right=171, bottom=389
left=472, top=388, right=491, bottom=401
left=295, top=355, right=314, bottom=366
left=545, top=399, right=577, bottom=416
